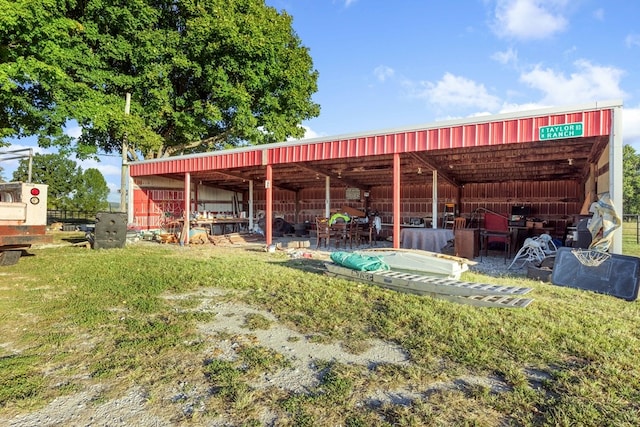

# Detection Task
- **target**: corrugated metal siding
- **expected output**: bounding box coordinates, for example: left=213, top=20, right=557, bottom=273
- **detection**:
left=131, top=188, right=186, bottom=229
left=130, top=150, right=263, bottom=176
left=130, top=109, right=612, bottom=177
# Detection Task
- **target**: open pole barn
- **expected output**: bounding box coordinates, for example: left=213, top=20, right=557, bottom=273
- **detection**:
left=127, top=100, right=624, bottom=253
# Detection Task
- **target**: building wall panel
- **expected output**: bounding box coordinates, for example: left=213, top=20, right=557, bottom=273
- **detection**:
left=504, top=120, right=519, bottom=144
left=464, top=124, right=476, bottom=147
left=519, top=118, right=534, bottom=142
left=490, top=121, right=502, bottom=145
left=451, top=126, right=463, bottom=148
left=439, top=128, right=452, bottom=149
left=405, top=131, right=417, bottom=151
left=415, top=130, right=426, bottom=150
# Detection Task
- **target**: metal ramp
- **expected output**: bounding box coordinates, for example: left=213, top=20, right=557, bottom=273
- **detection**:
left=325, top=263, right=534, bottom=308
left=432, top=293, right=534, bottom=308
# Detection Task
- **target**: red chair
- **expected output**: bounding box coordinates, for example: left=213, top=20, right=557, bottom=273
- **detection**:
left=481, top=212, right=512, bottom=262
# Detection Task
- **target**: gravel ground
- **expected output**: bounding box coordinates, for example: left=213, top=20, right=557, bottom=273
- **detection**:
left=468, top=254, right=529, bottom=277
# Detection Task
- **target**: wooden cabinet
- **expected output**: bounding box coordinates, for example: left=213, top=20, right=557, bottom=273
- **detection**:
left=455, top=228, right=479, bottom=260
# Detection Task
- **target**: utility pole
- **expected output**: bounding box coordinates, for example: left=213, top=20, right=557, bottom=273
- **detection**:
left=120, top=92, right=131, bottom=212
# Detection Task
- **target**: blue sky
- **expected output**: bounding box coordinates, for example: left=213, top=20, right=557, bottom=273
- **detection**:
left=273, top=0, right=640, bottom=138
left=2, top=0, right=640, bottom=201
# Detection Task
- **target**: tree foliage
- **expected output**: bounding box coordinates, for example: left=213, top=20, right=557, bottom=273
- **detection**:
left=623, top=144, right=640, bottom=215
left=12, top=153, right=109, bottom=213
left=74, top=168, right=110, bottom=214
left=0, top=0, right=320, bottom=160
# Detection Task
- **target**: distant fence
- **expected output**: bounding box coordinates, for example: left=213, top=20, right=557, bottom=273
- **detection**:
left=623, top=214, right=640, bottom=244
left=47, top=206, right=124, bottom=227
left=47, top=210, right=95, bottom=225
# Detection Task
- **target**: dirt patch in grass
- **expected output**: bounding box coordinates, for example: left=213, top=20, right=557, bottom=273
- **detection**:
left=166, top=288, right=411, bottom=392
left=1, top=286, right=520, bottom=426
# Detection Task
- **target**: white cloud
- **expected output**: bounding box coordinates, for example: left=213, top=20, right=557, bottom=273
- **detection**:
left=409, top=73, right=502, bottom=111
left=301, top=125, right=322, bottom=139
left=77, top=157, right=121, bottom=177
left=625, top=34, right=640, bottom=48
left=287, top=125, right=324, bottom=141
left=491, top=48, right=518, bottom=66
left=624, top=106, right=640, bottom=148
left=373, top=65, right=395, bottom=82
left=64, top=124, right=83, bottom=139
left=492, top=0, right=568, bottom=40
left=499, top=101, right=549, bottom=114
left=519, top=60, right=627, bottom=105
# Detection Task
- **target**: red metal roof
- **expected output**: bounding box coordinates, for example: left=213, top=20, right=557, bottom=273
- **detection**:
left=129, top=103, right=613, bottom=178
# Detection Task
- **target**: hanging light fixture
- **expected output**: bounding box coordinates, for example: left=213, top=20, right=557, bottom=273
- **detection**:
left=417, top=167, right=423, bottom=175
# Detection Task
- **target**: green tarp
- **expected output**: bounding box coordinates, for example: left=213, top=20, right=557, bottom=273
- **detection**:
left=330, top=251, right=390, bottom=272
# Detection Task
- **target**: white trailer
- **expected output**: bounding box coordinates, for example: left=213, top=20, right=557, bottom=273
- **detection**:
left=0, top=182, right=52, bottom=265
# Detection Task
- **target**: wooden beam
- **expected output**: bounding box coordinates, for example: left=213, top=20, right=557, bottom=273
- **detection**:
left=296, top=163, right=371, bottom=191
left=408, top=153, right=459, bottom=187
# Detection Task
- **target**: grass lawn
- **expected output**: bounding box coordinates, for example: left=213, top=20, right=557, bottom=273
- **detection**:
left=0, top=225, right=639, bottom=426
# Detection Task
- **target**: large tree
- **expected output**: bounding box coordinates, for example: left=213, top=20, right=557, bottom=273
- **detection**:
left=0, top=0, right=320, bottom=160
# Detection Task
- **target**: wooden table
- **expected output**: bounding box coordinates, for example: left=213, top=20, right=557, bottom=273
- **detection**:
left=194, top=218, right=249, bottom=235
left=480, top=230, right=512, bottom=262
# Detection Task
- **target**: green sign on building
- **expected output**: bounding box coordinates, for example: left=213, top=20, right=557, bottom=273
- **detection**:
left=539, top=122, right=584, bottom=140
